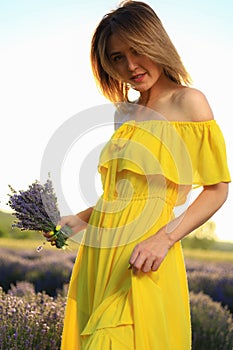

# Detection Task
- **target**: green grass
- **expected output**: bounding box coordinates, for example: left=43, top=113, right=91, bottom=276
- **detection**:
left=1, top=238, right=233, bottom=261
left=0, top=237, right=80, bottom=252
left=183, top=248, right=233, bottom=262
left=0, top=210, right=39, bottom=239
left=0, top=237, right=48, bottom=249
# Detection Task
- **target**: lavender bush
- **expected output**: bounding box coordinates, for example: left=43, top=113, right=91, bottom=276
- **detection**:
left=0, top=246, right=233, bottom=349
left=0, top=285, right=66, bottom=350
left=188, top=271, right=233, bottom=312
left=0, top=248, right=76, bottom=296
left=8, top=281, right=36, bottom=297
left=1, top=248, right=233, bottom=312
left=186, top=259, right=233, bottom=312
left=0, top=286, right=233, bottom=350
left=190, top=291, right=233, bottom=349
left=7, top=179, right=71, bottom=249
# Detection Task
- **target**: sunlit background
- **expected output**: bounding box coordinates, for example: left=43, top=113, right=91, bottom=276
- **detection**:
left=0, top=0, right=232, bottom=241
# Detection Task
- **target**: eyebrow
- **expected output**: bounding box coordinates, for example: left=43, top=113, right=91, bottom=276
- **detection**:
left=109, top=51, right=122, bottom=58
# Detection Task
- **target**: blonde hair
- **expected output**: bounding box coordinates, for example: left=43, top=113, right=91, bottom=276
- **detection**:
left=91, top=1, right=192, bottom=103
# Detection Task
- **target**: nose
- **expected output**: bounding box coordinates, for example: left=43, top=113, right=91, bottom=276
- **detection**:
left=126, top=55, right=138, bottom=72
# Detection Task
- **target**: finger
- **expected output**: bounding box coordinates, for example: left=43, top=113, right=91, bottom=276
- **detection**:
left=58, top=217, right=67, bottom=227
left=131, top=252, right=148, bottom=271
left=142, top=258, right=155, bottom=273
left=132, top=266, right=139, bottom=275
left=58, top=216, right=73, bottom=229
left=129, top=246, right=140, bottom=265
left=151, top=258, right=162, bottom=272
left=43, top=231, right=54, bottom=238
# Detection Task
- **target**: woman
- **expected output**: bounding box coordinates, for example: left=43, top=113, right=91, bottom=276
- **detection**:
left=60, top=1, right=231, bottom=349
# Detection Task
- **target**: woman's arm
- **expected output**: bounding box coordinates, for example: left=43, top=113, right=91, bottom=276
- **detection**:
left=129, top=182, right=229, bottom=273
left=167, top=182, right=228, bottom=244
left=59, top=207, right=94, bottom=236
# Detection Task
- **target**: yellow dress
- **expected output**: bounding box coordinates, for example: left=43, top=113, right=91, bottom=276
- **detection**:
left=61, top=119, right=231, bottom=350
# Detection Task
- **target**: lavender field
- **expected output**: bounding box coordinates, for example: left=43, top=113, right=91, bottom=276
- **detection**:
left=0, top=243, right=233, bottom=350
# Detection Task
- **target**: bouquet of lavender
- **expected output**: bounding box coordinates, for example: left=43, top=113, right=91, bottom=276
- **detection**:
left=7, top=178, right=71, bottom=250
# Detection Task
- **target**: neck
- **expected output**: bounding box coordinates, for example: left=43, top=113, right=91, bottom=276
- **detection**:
left=138, top=72, right=177, bottom=106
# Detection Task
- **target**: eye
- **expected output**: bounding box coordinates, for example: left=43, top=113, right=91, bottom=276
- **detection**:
left=112, top=55, right=123, bottom=62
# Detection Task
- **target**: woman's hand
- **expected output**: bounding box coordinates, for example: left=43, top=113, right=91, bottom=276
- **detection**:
left=58, top=207, right=94, bottom=236
left=58, top=215, right=87, bottom=236
left=129, top=229, right=173, bottom=273
left=43, top=214, right=87, bottom=242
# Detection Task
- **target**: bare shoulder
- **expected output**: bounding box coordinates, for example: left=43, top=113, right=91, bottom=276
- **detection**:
left=173, top=87, right=214, bottom=122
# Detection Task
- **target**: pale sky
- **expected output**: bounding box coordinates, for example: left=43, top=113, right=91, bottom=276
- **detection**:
left=0, top=0, right=232, bottom=241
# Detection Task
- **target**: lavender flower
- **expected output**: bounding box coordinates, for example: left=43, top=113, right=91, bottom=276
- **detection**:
left=7, top=179, right=71, bottom=249
left=0, top=286, right=66, bottom=349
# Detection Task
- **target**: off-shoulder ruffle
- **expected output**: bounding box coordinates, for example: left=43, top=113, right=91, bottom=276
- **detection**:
left=98, top=120, right=231, bottom=186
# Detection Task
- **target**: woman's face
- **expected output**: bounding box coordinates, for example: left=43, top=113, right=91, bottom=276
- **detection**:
left=107, top=33, right=163, bottom=92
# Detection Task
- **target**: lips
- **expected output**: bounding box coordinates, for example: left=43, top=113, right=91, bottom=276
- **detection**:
left=131, top=73, right=146, bottom=83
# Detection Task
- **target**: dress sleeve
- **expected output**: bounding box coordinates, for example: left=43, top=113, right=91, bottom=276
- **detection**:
left=98, top=119, right=231, bottom=187
left=175, top=120, right=231, bottom=187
